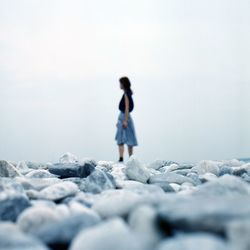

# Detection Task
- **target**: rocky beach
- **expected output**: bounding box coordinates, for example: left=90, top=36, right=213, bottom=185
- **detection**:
left=1, top=153, right=250, bottom=250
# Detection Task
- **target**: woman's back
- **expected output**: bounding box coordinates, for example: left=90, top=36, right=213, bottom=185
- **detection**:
left=119, top=90, right=134, bottom=113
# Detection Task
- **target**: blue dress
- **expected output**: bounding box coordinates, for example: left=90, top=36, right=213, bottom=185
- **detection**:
left=115, top=91, right=138, bottom=146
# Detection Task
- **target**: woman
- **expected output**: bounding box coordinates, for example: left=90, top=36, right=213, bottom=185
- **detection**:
left=115, top=77, right=138, bottom=162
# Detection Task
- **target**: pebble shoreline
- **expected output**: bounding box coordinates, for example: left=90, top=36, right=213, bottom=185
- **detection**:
left=1, top=153, right=250, bottom=250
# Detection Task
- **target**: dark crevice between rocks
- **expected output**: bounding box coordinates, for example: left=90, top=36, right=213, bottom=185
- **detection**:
left=155, top=215, right=227, bottom=240
left=54, top=195, right=76, bottom=204
left=121, top=213, right=130, bottom=222
left=233, top=169, right=247, bottom=176
left=48, top=243, right=69, bottom=250
left=155, top=215, right=175, bottom=237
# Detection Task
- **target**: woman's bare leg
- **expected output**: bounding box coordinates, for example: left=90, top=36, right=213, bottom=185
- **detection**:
left=118, top=144, right=124, bottom=158
left=128, top=145, right=133, bottom=157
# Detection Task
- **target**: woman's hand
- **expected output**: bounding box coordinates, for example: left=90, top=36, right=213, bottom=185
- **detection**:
left=122, top=120, right=128, bottom=128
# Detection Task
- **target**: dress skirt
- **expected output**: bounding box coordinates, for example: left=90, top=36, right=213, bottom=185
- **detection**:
left=115, top=112, right=138, bottom=146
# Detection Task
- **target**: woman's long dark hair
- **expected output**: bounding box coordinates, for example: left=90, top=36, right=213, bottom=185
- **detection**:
left=119, top=76, right=133, bottom=95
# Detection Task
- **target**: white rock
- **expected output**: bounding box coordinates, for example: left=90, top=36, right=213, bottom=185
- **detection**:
left=92, top=189, right=142, bottom=218
left=192, top=160, right=220, bottom=176
left=148, top=168, right=161, bottom=176
left=192, top=175, right=250, bottom=197
left=16, top=161, right=32, bottom=175
left=128, top=205, right=164, bottom=248
left=25, top=169, right=57, bottom=178
left=179, top=182, right=196, bottom=195
left=169, top=183, right=181, bottom=192
left=30, top=200, right=56, bottom=208
left=199, top=173, right=218, bottom=182
left=227, top=219, right=250, bottom=250
left=97, top=161, right=114, bottom=171
left=125, top=156, right=151, bottom=183
left=26, top=189, right=42, bottom=199
left=70, top=218, right=144, bottom=250
left=149, top=172, right=195, bottom=185
left=78, top=157, right=97, bottom=165
left=110, top=163, right=128, bottom=181
left=59, top=152, right=78, bottom=164
left=84, top=169, right=116, bottom=194
left=0, top=160, right=22, bottom=177
left=55, top=204, right=71, bottom=218
left=116, top=180, right=145, bottom=189
left=156, top=233, right=229, bottom=250
left=15, top=177, right=62, bottom=191
left=17, top=206, right=61, bottom=233
left=39, top=181, right=79, bottom=201
left=165, top=164, right=180, bottom=172
left=69, top=192, right=98, bottom=208
left=9, top=161, right=17, bottom=167
left=69, top=201, right=101, bottom=220
left=147, top=159, right=167, bottom=170
left=221, top=159, right=244, bottom=167
left=117, top=180, right=164, bottom=195
left=0, top=222, right=49, bottom=250
left=25, top=161, right=49, bottom=170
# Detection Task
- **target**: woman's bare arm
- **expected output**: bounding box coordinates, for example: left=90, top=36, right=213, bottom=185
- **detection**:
left=123, top=94, right=129, bottom=127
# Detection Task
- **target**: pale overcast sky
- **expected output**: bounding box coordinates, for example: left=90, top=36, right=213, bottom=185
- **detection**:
left=0, top=0, right=249, bottom=163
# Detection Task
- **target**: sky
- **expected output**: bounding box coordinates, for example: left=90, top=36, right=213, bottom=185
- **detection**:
left=0, top=0, right=249, bottom=164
